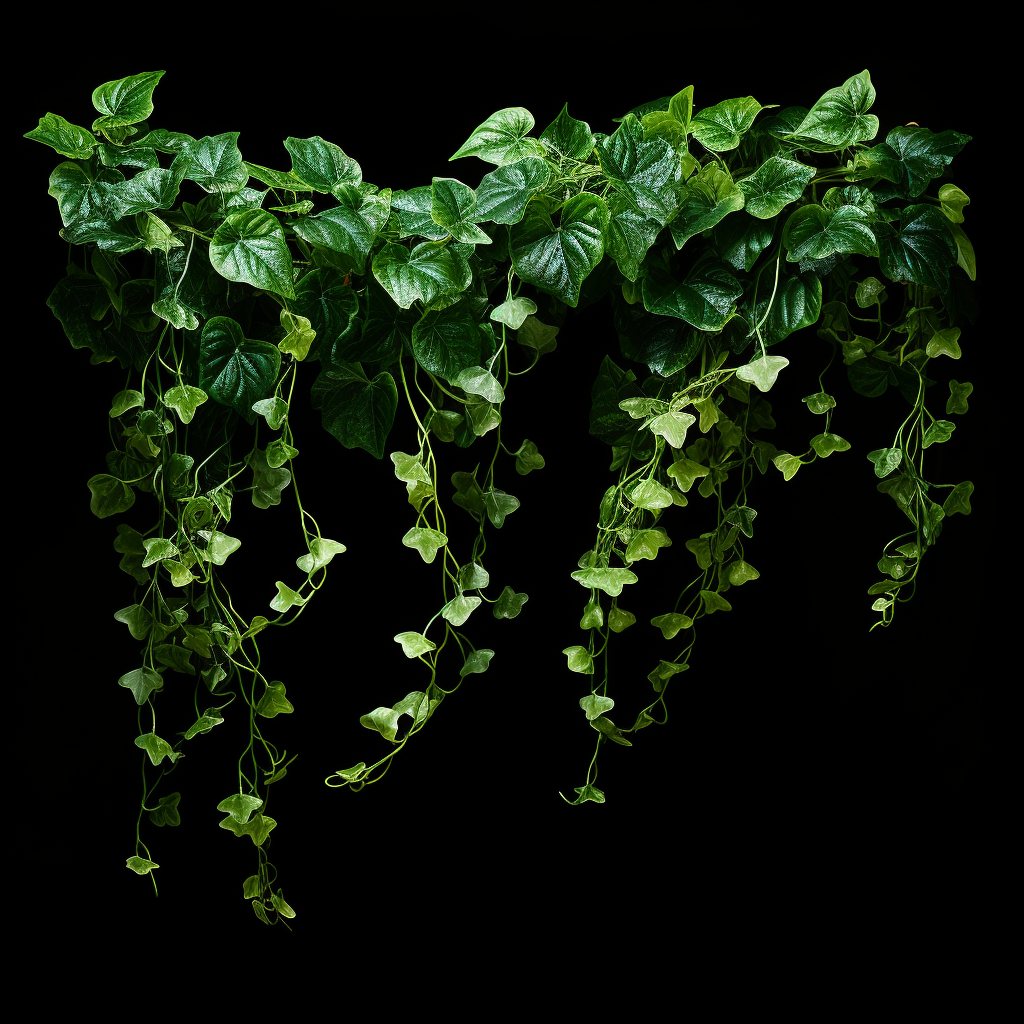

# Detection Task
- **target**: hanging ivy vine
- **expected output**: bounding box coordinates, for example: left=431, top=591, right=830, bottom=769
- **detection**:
left=30, top=68, right=975, bottom=927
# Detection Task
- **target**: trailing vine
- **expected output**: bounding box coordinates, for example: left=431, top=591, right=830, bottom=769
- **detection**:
left=31, top=68, right=975, bottom=924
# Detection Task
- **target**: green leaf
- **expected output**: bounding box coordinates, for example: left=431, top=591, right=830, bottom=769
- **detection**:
left=114, top=604, right=153, bottom=640
left=118, top=667, right=164, bottom=704
left=876, top=205, right=957, bottom=292
left=252, top=397, right=289, bottom=430
left=291, top=267, right=359, bottom=363
left=629, top=477, right=675, bottom=510
left=736, top=354, right=789, bottom=392
left=292, top=191, right=390, bottom=275
left=946, top=380, right=972, bottom=415
left=737, top=156, right=815, bottom=219
left=454, top=365, right=505, bottom=403
left=810, top=433, right=851, bottom=457
left=174, top=133, right=248, bottom=194
left=148, top=792, right=181, bottom=827
left=283, top=135, right=361, bottom=193
left=922, top=420, right=955, bottom=448
left=311, top=362, right=398, bottom=459
left=210, top=209, right=295, bottom=298
left=926, top=327, right=962, bottom=359
left=474, top=157, right=551, bottom=225
left=394, top=632, right=436, bottom=659
left=25, top=112, right=98, bottom=159
left=109, top=390, right=146, bottom=418
left=650, top=613, right=692, bottom=639
left=867, top=447, right=902, bottom=478
left=691, top=95, right=766, bottom=151
left=217, top=793, right=263, bottom=823
left=198, top=317, right=281, bottom=420
left=460, top=650, right=495, bottom=676
left=183, top=709, right=225, bottom=739
left=517, top=316, right=559, bottom=356
left=270, top=582, right=306, bottom=613
left=625, top=527, right=672, bottom=563
left=648, top=411, right=696, bottom=448
left=783, top=204, right=877, bottom=261
left=873, top=126, right=972, bottom=200
left=855, top=277, right=888, bottom=308
left=491, top=297, right=538, bottom=330
left=562, top=646, right=594, bottom=674
left=219, top=813, right=277, bottom=846
left=570, top=568, right=638, bottom=597
left=666, top=458, right=709, bottom=492
left=540, top=103, right=595, bottom=160
left=92, top=71, right=165, bottom=135
left=278, top=310, right=316, bottom=361
left=126, top=856, right=160, bottom=875
left=297, top=537, right=347, bottom=573
left=669, top=162, right=745, bottom=250
left=373, top=240, right=470, bottom=310
left=87, top=474, right=135, bottom=518
left=802, top=392, right=836, bottom=414
left=441, top=594, right=481, bottom=626
left=510, top=193, right=609, bottom=307
left=163, top=385, right=208, bottom=424
left=772, top=453, right=802, bottom=481
left=723, top=505, right=757, bottom=537
left=256, top=682, right=295, bottom=718
left=642, top=251, right=742, bottom=331
left=580, top=694, right=614, bottom=720
left=494, top=587, right=529, bottom=619
left=514, top=440, right=545, bottom=475
left=458, top=561, right=489, bottom=590
left=938, top=183, right=970, bottom=224
left=402, top=527, right=447, bottom=563
left=430, top=177, right=491, bottom=244
left=247, top=447, right=292, bottom=508
left=596, top=114, right=681, bottom=222
left=727, top=560, right=760, bottom=585
left=699, top=590, right=733, bottom=614
left=450, top=107, right=545, bottom=165
left=942, top=481, right=973, bottom=516
left=607, top=606, right=636, bottom=632
left=784, top=70, right=879, bottom=150
left=570, top=785, right=605, bottom=804
left=134, top=732, right=182, bottom=766
left=483, top=489, right=519, bottom=528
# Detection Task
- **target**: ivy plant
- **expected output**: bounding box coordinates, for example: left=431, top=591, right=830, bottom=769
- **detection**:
left=30, top=68, right=975, bottom=927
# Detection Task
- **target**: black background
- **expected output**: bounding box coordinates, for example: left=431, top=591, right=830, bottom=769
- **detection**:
left=22, top=42, right=1001, bottom=953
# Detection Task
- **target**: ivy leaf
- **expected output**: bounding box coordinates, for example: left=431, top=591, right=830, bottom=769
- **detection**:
left=782, top=204, right=878, bottom=261
left=402, top=527, right=447, bottom=563
left=252, top=397, right=289, bottom=430
left=580, top=695, right=614, bottom=720
left=134, top=732, right=183, bottom=766
left=494, top=586, right=529, bottom=619
left=570, top=785, right=606, bottom=804
left=291, top=191, right=390, bottom=275
left=283, top=135, right=361, bottom=193
left=723, top=505, right=757, bottom=538
left=311, top=362, right=398, bottom=460
left=648, top=411, right=696, bottom=449
left=460, top=650, right=495, bottom=676
left=624, top=527, right=672, bottom=563
left=114, top=604, right=153, bottom=640
left=650, top=613, right=692, bottom=639
left=270, top=582, right=306, bottom=613
left=642, top=252, right=743, bottom=332
left=163, top=385, right=208, bottom=424
left=876, top=205, right=957, bottom=292
left=772, top=453, right=803, bottom=481
left=296, top=537, right=347, bottom=574
left=727, top=560, right=760, bottom=585
left=607, top=606, right=636, bottom=632
left=483, top=489, right=520, bottom=528
left=148, top=792, right=181, bottom=827
left=394, top=632, right=436, bottom=659
left=126, top=856, right=160, bottom=875
left=596, top=113, right=681, bottom=222
left=570, top=568, right=638, bottom=597
left=450, top=107, right=545, bottom=165
left=217, top=793, right=263, bottom=824
left=266, top=439, right=299, bottom=468
left=183, top=708, right=225, bottom=739
left=922, top=420, right=955, bottom=448
left=247, top=447, right=292, bottom=508
left=666, top=458, right=709, bottom=492
left=429, top=177, right=491, bottom=244
left=373, top=240, right=470, bottom=310
left=219, top=813, right=277, bottom=846
left=278, top=310, right=316, bottom=361
left=580, top=598, right=603, bottom=629
left=118, top=667, right=164, bottom=704
left=26, top=112, right=99, bottom=160
left=441, top=594, right=482, bottom=627
left=866, top=447, right=902, bottom=478
left=491, top=297, right=538, bottom=329
left=256, top=682, right=295, bottom=718
left=629, top=477, right=674, bottom=510
left=514, top=440, right=545, bottom=475
left=141, top=538, right=180, bottom=567
left=670, top=162, right=745, bottom=250
left=210, top=209, right=295, bottom=298
left=562, top=646, right=595, bottom=674
left=691, top=95, right=766, bottom=152
left=87, top=474, right=135, bottom=518
left=699, top=590, right=733, bottom=614
left=942, top=481, right=973, bottom=516
left=454, top=365, right=505, bottom=403
left=458, top=562, right=489, bottom=590
left=946, top=380, right=972, bottom=415
left=591, top=716, right=633, bottom=746
left=810, top=433, right=851, bottom=457
left=736, top=354, right=790, bottom=393
left=926, top=327, right=962, bottom=359
left=510, top=193, right=609, bottom=308
left=198, top=317, right=281, bottom=421
left=802, top=392, right=836, bottom=414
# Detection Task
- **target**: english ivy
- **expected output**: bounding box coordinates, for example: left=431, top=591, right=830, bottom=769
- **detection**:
left=32, top=68, right=975, bottom=925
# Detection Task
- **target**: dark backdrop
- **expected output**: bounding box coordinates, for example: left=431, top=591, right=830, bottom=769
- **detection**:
left=22, top=47, right=997, bottom=949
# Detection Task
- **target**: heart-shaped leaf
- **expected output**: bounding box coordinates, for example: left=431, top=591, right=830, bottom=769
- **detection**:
left=580, top=694, right=614, bottom=720
left=736, top=354, right=790, bottom=392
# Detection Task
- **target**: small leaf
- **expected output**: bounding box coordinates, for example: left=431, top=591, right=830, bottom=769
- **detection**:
left=810, top=433, right=851, bottom=457
left=296, top=537, right=347, bottom=573
left=772, top=453, right=803, bottom=481
left=727, top=560, right=760, bottom=585
left=942, top=480, right=973, bottom=516
left=148, top=792, right=181, bottom=827
left=607, top=606, right=636, bottom=632
left=922, top=420, right=955, bottom=448
left=256, top=682, right=294, bottom=718
left=126, top=856, right=160, bottom=875
left=252, top=397, right=289, bottom=430
left=216, top=793, right=263, bottom=824
left=163, top=385, right=208, bottom=424
left=402, top=527, right=447, bottom=562
left=483, top=489, right=520, bottom=528
left=494, top=587, right=528, bottom=619
left=700, top=590, right=733, bottom=614
left=570, top=568, right=638, bottom=597
left=394, top=632, right=436, bottom=658
left=441, top=594, right=481, bottom=626
left=650, top=613, right=692, bottom=639
left=723, top=505, right=757, bottom=537
left=649, top=410, right=696, bottom=448
left=134, top=732, right=182, bottom=766
left=118, top=667, right=164, bottom=704
left=866, top=447, right=902, bottom=478
left=801, top=392, right=836, bottom=414
left=580, top=694, right=614, bottom=720
left=736, top=354, right=789, bottom=392
left=270, top=581, right=306, bottom=613
left=946, top=380, right=972, bottom=415
left=925, top=327, right=962, bottom=359
left=562, top=646, right=594, bottom=674
left=491, top=296, right=537, bottom=329
left=110, top=389, right=145, bottom=418
left=454, top=365, right=505, bottom=403
left=514, top=440, right=545, bottom=475
left=460, top=649, right=495, bottom=676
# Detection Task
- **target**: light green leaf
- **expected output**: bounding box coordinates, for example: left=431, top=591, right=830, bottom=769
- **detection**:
left=270, top=581, right=306, bottom=613
left=648, top=410, right=696, bottom=448
left=942, top=480, right=973, bottom=516
left=562, top=646, right=594, bottom=674
left=866, top=447, right=902, bottom=478
left=810, top=433, right=851, bottom=457
left=118, top=667, right=164, bottom=704
left=92, top=71, right=165, bottom=135
left=26, top=112, right=98, bottom=159
left=625, top=527, right=672, bottom=563
left=278, top=310, right=316, bottom=360
left=454, top=365, right=505, bottom=403
left=727, top=560, right=760, bottom=585
left=580, top=694, right=614, bottom=720
left=219, top=812, right=277, bottom=846
left=666, top=458, right=709, bottom=492
left=163, top=385, right=208, bottom=424
left=669, top=162, right=745, bottom=250
left=252, top=397, right=289, bottom=430
left=458, top=561, right=490, bottom=590
left=772, top=453, right=803, bottom=481
left=699, top=590, right=733, bottom=614
left=183, top=709, right=225, bottom=739
left=922, top=420, right=955, bottom=448
left=296, top=536, right=347, bottom=574
left=430, top=177, right=491, bottom=244
left=736, top=354, right=790, bottom=392
left=802, top=392, right=836, bottom=414
left=134, top=731, right=182, bottom=766
left=174, top=133, right=248, bottom=194
left=607, top=606, right=636, bottom=632
left=126, top=856, right=160, bottom=875
left=938, top=183, right=970, bottom=224
left=491, top=296, right=538, bottom=329
left=570, top=568, right=638, bottom=597
left=441, top=594, right=481, bottom=626
left=483, top=489, right=519, bottom=527
left=450, top=107, right=545, bottom=165
left=141, top=537, right=180, bottom=567
left=474, top=157, right=550, bottom=225
left=926, top=327, right=962, bottom=359
left=217, top=792, right=263, bottom=823
left=629, top=477, right=674, bottom=510
left=402, top=527, right=447, bottom=563
left=283, top=135, right=361, bottom=193
left=87, top=474, right=135, bottom=518
left=256, top=682, right=294, bottom=718
left=650, top=613, right=692, bottom=639
left=394, top=632, right=436, bottom=659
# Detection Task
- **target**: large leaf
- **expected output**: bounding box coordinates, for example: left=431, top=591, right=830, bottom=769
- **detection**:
left=291, top=191, right=390, bottom=274
left=606, top=194, right=664, bottom=282
left=450, top=107, right=546, bottom=165
left=784, top=70, right=879, bottom=151
left=91, top=71, right=165, bottom=136
left=411, top=298, right=486, bottom=382
left=871, top=126, right=972, bottom=200
left=291, top=267, right=359, bottom=363
left=473, top=157, right=551, bottom=225
left=734, top=267, right=822, bottom=351
left=782, top=203, right=878, bottom=261
left=25, top=112, right=98, bottom=160
left=283, top=136, right=361, bottom=193
left=876, top=205, right=958, bottom=291
left=510, top=193, right=609, bottom=307
left=690, top=96, right=765, bottom=152
left=210, top=209, right=295, bottom=298
left=642, top=251, right=743, bottom=331
left=310, top=362, right=397, bottom=459
left=737, top=156, right=815, bottom=219
left=669, top=162, right=745, bottom=249
left=613, top=295, right=704, bottom=376
left=198, top=317, right=281, bottom=419
left=597, top=113, right=681, bottom=223
left=173, top=133, right=248, bottom=194
left=430, top=177, right=491, bottom=244
left=373, top=240, right=472, bottom=309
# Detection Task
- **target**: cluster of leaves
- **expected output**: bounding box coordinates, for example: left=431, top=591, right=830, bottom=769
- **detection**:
left=32, top=68, right=974, bottom=917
